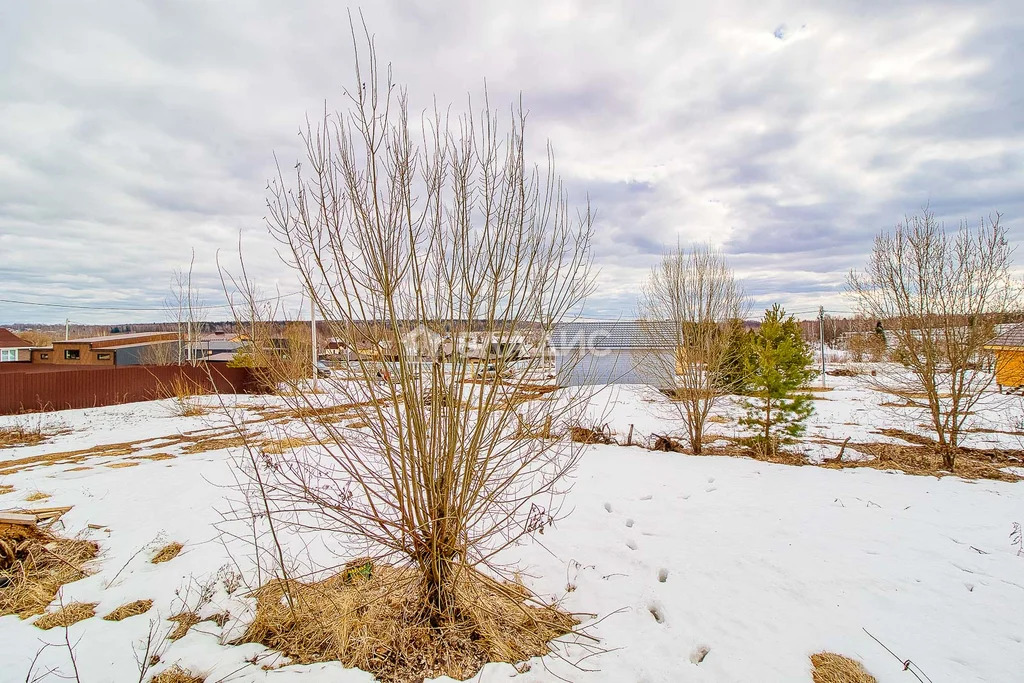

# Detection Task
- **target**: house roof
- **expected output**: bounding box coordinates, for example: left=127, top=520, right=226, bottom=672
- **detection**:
left=60, top=332, right=178, bottom=348
left=0, top=328, right=32, bottom=349
left=548, top=321, right=676, bottom=350
left=985, top=323, right=1024, bottom=349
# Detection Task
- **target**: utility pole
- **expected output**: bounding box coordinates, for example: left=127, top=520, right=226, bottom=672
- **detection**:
left=310, top=294, right=318, bottom=392
left=65, top=318, right=70, bottom=341
left=818, top=306, right=826, bottom=387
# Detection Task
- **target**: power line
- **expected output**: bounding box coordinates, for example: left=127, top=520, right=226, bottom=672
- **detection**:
left=0, top=290, right=306, bottom=313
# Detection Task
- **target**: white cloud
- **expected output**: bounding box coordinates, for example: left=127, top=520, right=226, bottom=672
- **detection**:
left=0, top=0, right=1021, bottom=324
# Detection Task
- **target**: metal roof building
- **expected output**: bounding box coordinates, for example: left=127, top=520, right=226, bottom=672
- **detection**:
left=549, top=320, right=675, bottom=386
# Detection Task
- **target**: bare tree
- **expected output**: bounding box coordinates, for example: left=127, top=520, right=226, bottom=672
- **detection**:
left=638, top=244, right=746, bottom=454
left=225, top=21, right=595, bottom=668
left=167, top=249, right=205, bottom=366
left=847, top=209, right=1018, bottom=468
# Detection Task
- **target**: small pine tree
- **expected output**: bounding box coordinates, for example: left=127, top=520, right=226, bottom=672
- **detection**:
left=740, top=304, right=817, bottom=456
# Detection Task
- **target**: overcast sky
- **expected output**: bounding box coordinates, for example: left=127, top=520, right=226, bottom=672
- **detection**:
left=1, top=0, right=1021, bottom=325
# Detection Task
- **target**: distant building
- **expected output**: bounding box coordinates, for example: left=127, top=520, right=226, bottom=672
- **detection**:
left=984, top=323, right=1024, bottom=392
left=400, top=324, right=443, bottom=359
left=184, top=331, right=244, bottom=362
left=31, top=332, right=179, bottom=366
left=0, top=328, right=34, bottom=362
left=548, top=321, right=674, bottom=386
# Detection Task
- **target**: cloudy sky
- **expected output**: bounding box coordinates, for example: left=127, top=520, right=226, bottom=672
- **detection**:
left=1, top=0, right=1021, bottom=325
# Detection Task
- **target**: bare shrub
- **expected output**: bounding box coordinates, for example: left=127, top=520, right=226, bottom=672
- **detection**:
left=221, top=21, right=595, bottom=681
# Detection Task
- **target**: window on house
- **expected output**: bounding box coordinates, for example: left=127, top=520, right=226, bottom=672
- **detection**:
left=64, top=349, right=80, bottom=360
left=39, top=353, right=49, bottom=360
left=0, top=349, right=16, bottom=362
left=96, top=353, right=111, bottom=360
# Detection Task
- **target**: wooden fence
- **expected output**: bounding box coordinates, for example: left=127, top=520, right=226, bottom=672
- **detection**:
left=0, top=364, right=257, bottom=415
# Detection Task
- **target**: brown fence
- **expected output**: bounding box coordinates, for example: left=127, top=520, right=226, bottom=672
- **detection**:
left=0, top=364, right=258, bottom=415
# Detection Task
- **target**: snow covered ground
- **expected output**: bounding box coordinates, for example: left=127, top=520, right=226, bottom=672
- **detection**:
left=1, top=371, right=1023, bottom=682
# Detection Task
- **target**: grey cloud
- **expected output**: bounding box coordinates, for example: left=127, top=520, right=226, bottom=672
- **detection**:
left=1, top=0, right=1022, bottom=324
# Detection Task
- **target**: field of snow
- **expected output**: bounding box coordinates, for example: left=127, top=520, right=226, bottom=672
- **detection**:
left=2, top=371, right=1024, bottom=682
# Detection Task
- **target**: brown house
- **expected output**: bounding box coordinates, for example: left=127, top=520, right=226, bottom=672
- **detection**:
left=0, top=328, right=34, bottom=362
left=31, top=332, right=179, bottom=366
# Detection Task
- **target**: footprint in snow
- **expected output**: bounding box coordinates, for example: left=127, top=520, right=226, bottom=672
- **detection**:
left=603, top=502, right=613, bottom=513
left=707, top=476, right=715, bottom=483
left=626, top=539, right=638, bottom=551
left=625, top=518, right=634, bottom=528
left=640, top=494, right=653, bottom=501
left=657, top=568, right=668, bottom=583
left=648, top=603, right=665, bottom=624
left=705, top=486, right=717, bottom=493
left=690, top=645, right=710, bottom=664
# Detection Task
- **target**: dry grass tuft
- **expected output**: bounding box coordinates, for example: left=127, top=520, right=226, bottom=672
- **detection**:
left=151, top=542, right=183, bottom=564
left=106, top=461, right=141, bottom=469
left=810, top=652, right=877, bottom=683
left=130, top=453, right=177, bottom=462
left=24, top=491, right=50, bottom=502
left=708, top=415, right=731, bottom=424
left=260, top=436, right=320, bottom=455
left=823, top=438, right=1023, bottom=482
left=168, top=611, right=201, bottom=640
left=0, top=420, right=71, bottom=449
left=180, top=434, right=251, bottom=454
left=34, top=601, right=97, bottom=630
left=150, top=664, right=206, bottom=683
left=0, top=525, right=99, bottom=618
left=104, top=599, right=154, bottom=621
left=240, top=563, right=575, bottom=683
left=0, top=484, right=13, bottom=495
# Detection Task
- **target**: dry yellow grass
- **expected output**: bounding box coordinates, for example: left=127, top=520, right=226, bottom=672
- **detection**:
left=0, top=421, right=71, bottom=449
left=810, top=652, right=877, bottom=683
left=150, top=664, right=206, bottom=683
left=0, top=425, right=257, bottom=476
left=168, top=611, right=201, bottom=640
left=241, top=563, right=575, bottom=683
left=34, top=601, right=97, bottom=630
left=106, top=461, right=140, bottom=469
left=0, top=484, right=13, bottom=495
left=260, top=435, right=319, bottom=455
left=24, top=491, right=50, bottom=502
left=822, top=437, right=1023, bottom=482
left=179, top=434, right=251, bottom=454
left=130, top=453, right=177, bottom=462
left=707, top=415, right=731, bottom=424
left=104, top=599, right=153, bottom=621
left=0, top=440, right=140, bottom=476
left=151, top=542, right=183, bottom=564
left=0, top=525, right=99, bottom=618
